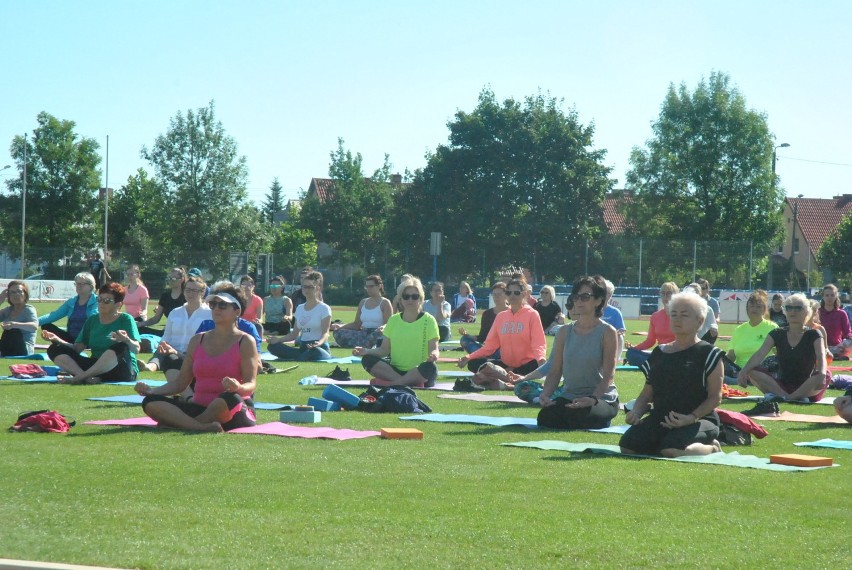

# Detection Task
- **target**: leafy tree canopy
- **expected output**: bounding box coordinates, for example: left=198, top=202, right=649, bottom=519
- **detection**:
left=263, top=177, right=284, bottom=224
left=624, top=71, right=783, bottom=251
left=818, top=212, right=852, bottom=287
left=388, top=88, right=613, bottom=281
left=2, top=112, right=102, bottom=263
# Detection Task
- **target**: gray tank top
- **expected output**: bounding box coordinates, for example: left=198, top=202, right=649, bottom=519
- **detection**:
left=560, top=321, right=618, bottom=402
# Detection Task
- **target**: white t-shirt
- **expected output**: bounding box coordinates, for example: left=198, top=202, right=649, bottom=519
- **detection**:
left=161, top=304, right=213, bottom=354
left=295, top=302, right=332, bottom=342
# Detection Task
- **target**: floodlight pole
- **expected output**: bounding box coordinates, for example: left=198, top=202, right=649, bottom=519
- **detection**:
left=21, top=134, right=27, bottom=278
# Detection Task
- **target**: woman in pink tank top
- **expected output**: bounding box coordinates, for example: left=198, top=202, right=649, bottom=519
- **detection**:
left=136, top=283, right=260, bottom=432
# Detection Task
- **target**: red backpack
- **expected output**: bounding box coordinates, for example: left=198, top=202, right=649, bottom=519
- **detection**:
left=10, top=410, right=75, bottom=433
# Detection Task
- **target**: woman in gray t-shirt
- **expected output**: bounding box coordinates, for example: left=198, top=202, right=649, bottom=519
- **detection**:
left=538, top=275, right=619, bottom=429
left=0, top=280, right=39, bottom=356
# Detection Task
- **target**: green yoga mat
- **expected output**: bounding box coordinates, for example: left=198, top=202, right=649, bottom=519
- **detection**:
left=794, top=439, right=852, bottom=450
left=502, top=440, right=838, bottom=471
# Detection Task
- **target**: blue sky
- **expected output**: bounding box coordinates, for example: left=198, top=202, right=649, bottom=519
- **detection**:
left=1, top=1, right=850, bottom=206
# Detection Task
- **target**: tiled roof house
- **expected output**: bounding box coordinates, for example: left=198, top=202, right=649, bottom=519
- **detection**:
left=783, top=194, right=852, bottom=278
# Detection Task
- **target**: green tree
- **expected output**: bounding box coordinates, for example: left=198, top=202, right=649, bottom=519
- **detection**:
left=388, top=88, right=613, bottom=281
left=262, top=177, right=285, bottom=224
left=299, top=138, right=395, bottom=267
left=623, top=72, right=783, bottom=284
left=141, top=101, right=266, bottom=270
left=108, top=168, right=171, bottom=267
left=818, top=212, right=852, bottom=288
left=2, top=112, right=102, bottom=265
left=271, top=205, right=317, bottom=276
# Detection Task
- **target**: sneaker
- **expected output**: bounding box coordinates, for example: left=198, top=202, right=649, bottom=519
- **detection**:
left=742, top=400, right=780, bottom=417
left=453, top=378, right=484, bottom=392
left=327, top=366, right=351, bottom=381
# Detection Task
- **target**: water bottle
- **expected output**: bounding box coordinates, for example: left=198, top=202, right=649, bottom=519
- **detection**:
left=298, top=375, right=318, bottom=386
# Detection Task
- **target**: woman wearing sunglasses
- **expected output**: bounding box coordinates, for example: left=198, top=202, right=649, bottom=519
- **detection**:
left=458, top=276, right=546, bottom=390
left=136, top=284, right=259, bottom=432
left=43, top=283, right=141, bottom=384
left=737, top=293, right=829, bottom=416
left=354, top=276, right=439, bottom=387
left=266, top=271, right=332, bottom=361
left=138, top=267, right=187, bottom=336
left=263, top=275, right=294, bottom=335
left=537, top=276, right=619, bottom=429
left=38, top=272, right=99, bottom=344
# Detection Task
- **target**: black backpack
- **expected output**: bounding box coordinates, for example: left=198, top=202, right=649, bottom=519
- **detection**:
left=357, top=386, right=433, bottom=413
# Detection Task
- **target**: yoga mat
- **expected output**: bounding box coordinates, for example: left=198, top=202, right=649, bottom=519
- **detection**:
left=725, top=396, right=836, bottom=405
left=438, top=393, right=527, bottom=404
left=0, top=375, right=59, bottom=383
left=615, top=365, right=639, bottom=371
left=263, top=354, right=362, bottom=364
left=311, top=379, right=455, bottom=391
left=85, top=417, right=158, bottom=427
left=110, top=379, right=167, bottom=387
left=5, top=353, right=50, bottom=361
left=439, top=340, right=460, bottom=345
left=437, top=357, right=459, bottom=363
left=399, top=413, right=630, bottom=433
left=437, top=370, right=473, bottom=377
left=795, top=439, right=852, bottom=450
left=86, top=395, right=295, bottom=410
left=503, top=440, right=837, bottom=471
left=227, top=422, right=380, bottom=440
left=751, top=411, right=848, bottom=424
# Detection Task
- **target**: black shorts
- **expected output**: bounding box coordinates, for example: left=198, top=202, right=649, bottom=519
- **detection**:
left=619, top=414, right=719, bottom=454
left=48, top=342, right=136, bottom=382
left=142, top=393, right=256, bottom=431
left=148, top=353, right=184, bottom=373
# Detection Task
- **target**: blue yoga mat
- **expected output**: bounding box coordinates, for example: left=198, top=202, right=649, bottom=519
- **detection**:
left=503, top=440, right=838, bottom=471
left=399, top=413, right=630, bottom=434
left=794, top=439, right=852, bottom=450
left=616, top=365, right=639, bottom=371
left=87, top=394, right=295, bottom=410
left=5, top=353, right=50, bottom=361
left=0, top=375, right=60, bottom=383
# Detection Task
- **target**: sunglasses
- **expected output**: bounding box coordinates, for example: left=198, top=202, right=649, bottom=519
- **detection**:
left=97, top=297, right=116, bottom=304
left=208, top=300, right=238, bottom=310
left=168, top=276, right=183, bottom=281
left=75, top=282, right=90, bottom=287
left=570, top=292, right=594, bottom=302
left=506, top=290, right=523, bottom=296
left=401, top=293, right=421, bottom=301
left=269, top=284, right=283, bottom=289
left=185, top=287, right=205, bottom=293
left=302, top=285, right=316, bottom=290
left=784, top=305, right=806, bottom=312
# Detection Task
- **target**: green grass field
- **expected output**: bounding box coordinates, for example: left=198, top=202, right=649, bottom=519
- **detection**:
left=1, top=303, right=849, bottom=569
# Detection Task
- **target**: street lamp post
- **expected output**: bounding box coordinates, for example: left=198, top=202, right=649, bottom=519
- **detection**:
left=21, top=134, right=28, bottom=279
left=768, top=142, right=790, bottom=290
left=772, top=142, right=790, bottom=181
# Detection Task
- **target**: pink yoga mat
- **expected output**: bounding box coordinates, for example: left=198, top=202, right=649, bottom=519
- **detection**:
left=85, top=417, right=158, bottom=427
left=751, top=411, right=848, bottom=424
left=227, top=422, right=380, bottom=440
left=312, top=378, right=454, bottom=391
left=438, top=393, right=526, bottom=403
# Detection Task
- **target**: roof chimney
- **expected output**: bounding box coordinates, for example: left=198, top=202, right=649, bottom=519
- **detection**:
left=391, top=173, right=402, bottom=185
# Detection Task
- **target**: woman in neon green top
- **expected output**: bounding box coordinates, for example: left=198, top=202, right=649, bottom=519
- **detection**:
left=726, top=289, right=777, bottom=376
left=354, top=277, right=439, bottom=387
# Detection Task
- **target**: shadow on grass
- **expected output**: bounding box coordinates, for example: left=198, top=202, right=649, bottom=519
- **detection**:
left=541, top=453, right=622, bottom=463
left=68, top=426, right=208, bottom=437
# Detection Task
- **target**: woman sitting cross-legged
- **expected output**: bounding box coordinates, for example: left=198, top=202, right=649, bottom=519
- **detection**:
left=331, top=275, right=392, bottom=348
left=43, top=283, right=141, bottom=385
left=137, top=267, right=187, bottom=336
left=0, top=280, right=39, bottom=356
left=458, top=282, right=509, bottom=354
left=38, top=272, right=99, bottom=344
left=263, top=275, right=294, bottom=335
left=457, top=276, right=546, bottom=390
left=423, top=281, right=452, bottom=342
left=537, top=276, right=620, bottom=429
left=737, top=293, right=829, bottom=416
left=619, top=291, right=724, bottom=458
left=266, top=270, right=332, bottom=361
left=354, top=277, right=439, bottom=388
left=625, top=282, right=679, bottom=366
left=144, top=275, right=212, bottom=384
left=135, top=285, right=259, bottom=433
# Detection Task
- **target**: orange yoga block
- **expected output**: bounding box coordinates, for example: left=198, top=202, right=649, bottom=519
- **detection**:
left=381, top=428, right=424, bottom=440
left=769, top=454, right=833, bottom=467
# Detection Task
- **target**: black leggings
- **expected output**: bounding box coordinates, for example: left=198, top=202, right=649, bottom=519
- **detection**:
left=537, top=397, right=620, bottom=430
left=142, top=392, right=255, bottom=431
left=467, top=358, right=539, bottom=376
left=41, top=323, right=77, bottom=344
left=361, top=354, right=438, bottom=386
left=0, top=328, right=28, bottom=356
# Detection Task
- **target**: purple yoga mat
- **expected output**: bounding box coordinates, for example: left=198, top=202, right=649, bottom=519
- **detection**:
left=227, top=422, right=381, bottom=440
left=438, top=393, right=526, bottom=403
left=311, top=378, right=455, bottom=391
